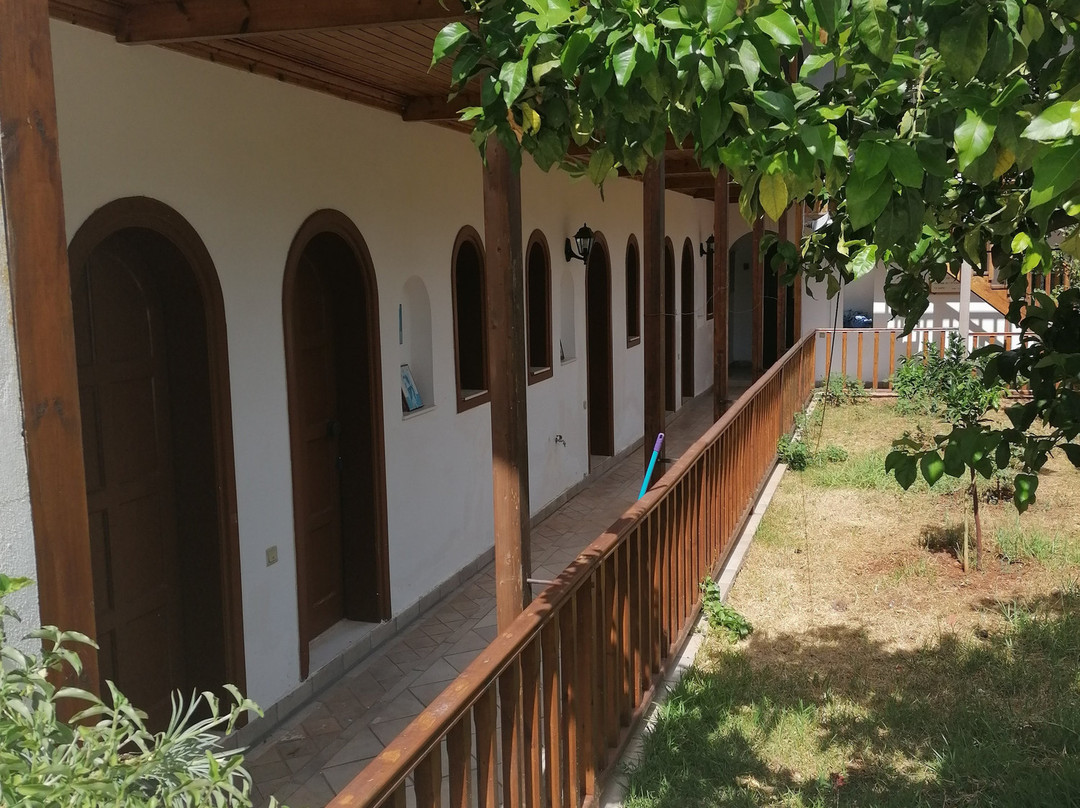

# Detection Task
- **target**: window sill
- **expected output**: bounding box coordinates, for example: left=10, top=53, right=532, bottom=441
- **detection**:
left=456, top=389, right=491, bottom=413
left=402, top=403, right=437, bottom=421
left=626, top=336, right=641, bottom=348
left=528, top=367, right=553, bottom=385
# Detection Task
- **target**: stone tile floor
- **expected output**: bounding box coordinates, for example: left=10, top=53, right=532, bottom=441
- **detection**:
left=248, top=384, right=747, bottom=807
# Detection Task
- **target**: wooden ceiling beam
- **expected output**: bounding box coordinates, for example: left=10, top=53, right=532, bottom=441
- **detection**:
left=120, top=0, right=468, bottom=45
left=401, top=93, right=478, bottom=122
left=665, top=173, right=717, bottom=190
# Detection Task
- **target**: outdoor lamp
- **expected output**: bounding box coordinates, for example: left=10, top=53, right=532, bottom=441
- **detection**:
left=699, top=235, right=715, bottom=258
left=565, top=223, right=594, bottom=264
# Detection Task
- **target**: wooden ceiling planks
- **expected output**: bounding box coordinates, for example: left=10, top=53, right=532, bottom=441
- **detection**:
left=46, top=1, right=715, bottom=197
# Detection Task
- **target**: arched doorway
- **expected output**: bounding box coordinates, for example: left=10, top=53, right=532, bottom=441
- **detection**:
left=283, top=211, right=390, bottom=680
left=680, top=239, right=695, bottom=400
left=586, top=234, right=614, bottom=461
left=728, top=233, right=754, bottom=369
left=664, top=239, right=677, bottom=411
left=68, top=197, right=244, bottom=727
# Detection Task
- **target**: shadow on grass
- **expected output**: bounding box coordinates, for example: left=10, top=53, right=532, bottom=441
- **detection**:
left=625, top=606, right=1080, bottom=808
left=921, top=523, right=965, bottom=560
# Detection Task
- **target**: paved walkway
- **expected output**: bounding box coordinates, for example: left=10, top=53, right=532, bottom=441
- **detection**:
left=248, top=385, right=746, bottom=807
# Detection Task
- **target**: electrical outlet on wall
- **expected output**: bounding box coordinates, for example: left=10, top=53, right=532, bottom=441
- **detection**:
left=266, top=545, right=278, bottom=566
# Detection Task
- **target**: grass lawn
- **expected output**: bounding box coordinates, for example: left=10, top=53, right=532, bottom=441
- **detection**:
left=625, top=398, right=1080, bottom=808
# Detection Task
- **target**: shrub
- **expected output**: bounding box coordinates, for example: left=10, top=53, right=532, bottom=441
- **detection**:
left=823, top=373, right=868, bottom=406
left=777, top=434, right=811, bottom=470
left=0, top=577, right=277, bottom=808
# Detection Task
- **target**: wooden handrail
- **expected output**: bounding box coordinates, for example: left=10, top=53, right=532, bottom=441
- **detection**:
left=330, top=331, right=818, bottom=808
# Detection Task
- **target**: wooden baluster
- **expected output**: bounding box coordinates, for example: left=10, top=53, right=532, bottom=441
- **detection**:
left=629, top=529, right=644, bottom=709
left=1005, top=334, right=1012, bottom=350
left=601, top=556, right=619, bottom=751
left=520, top=640, right=542, bottom=808
left=415, top=746, right=443, bottom=808
left=888, top=335, right=896, bottom=389
left=499, top=659, right=524, bottom=808
left=825, top=331, right=833, bottom=382
left=388, top=783, right=408, bottom=808
left=841, top=331, right=848, bottom=378
left=939, top=330, right=946, bottom=357
left=447, top=713, right=472, bottom=808
left=856, top=331, right=864, bottom=387
left=618, top=541, right=632, bottom=727
left=475, top=688, right=498, bottom=808
left=872, top=331, right=880, bottom=390
left=559, top=603, right=581, bottom=805
left=649, top=513, right=662, bottom=677
left=542, top=620, right=566, bottom=808
left=576, top=584, right=597, bottom=798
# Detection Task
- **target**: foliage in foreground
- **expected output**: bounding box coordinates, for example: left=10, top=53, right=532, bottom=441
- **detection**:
left=0, top=577, right=273, bottom=808
left=626, top=603, right=1080, bottom=808
left=434, top=0, right=1080, bottom=511
left=699, top=579, right=753, bottom=641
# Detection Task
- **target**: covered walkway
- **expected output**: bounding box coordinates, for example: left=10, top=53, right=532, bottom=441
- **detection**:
left=247, top=382, right=748, bottom=807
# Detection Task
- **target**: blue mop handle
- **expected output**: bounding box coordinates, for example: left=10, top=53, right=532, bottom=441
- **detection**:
left=638, top=432, right=666, bottom=499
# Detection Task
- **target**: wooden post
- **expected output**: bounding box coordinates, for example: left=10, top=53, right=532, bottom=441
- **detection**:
left=713, top=170, right=729, bottom=420
left=751, top=217, right=764, bottom=379
left=776, top=208, right=789, bottom=357
left=482, top=138, right=531, bottom=631
left=643, top=158, right=666, bottom=474
left=792, top=203, right=803, bottom=341
left=0, top=0, right=98, bottom=693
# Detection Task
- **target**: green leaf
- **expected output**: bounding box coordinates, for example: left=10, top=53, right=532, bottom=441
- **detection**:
left=1062, top=443, right=1080, bottom=468
left=852, top=0, right=897, bottom=62
left=1023, top=101, right=1080, bottom=142
left=657, top=8, right=688, bottom=29
left=737, top=39, right=762, bottom=87
left=753, top=90, right=795, bottom=124
left=587, top=148, right=616, bottom=186
left=940, top=5, right=989, bottom=85
left=886, top=450, right=918, bottom=489
left=800, top=53, right=835, bottom=79
left=920, top=452, right=945, bottom=486
left=954, top=108, right=997, bottom=171
left=848, top=244, right=878, bottom=279
left=754, top=9, right=801, bottom=45
left=613, top=40, right=638, bottom=86
left=561, top=31, right=591, bottom=76
left=500, top=59, right=529, bottom=105
left=706, top=0, right=739, bottom=32
left=432, top=22, right=470, bottom=66
left=854, top=140, right=890, bottom=178
left=699, top=93, right=725, bottom=147
left=680, top=0, right=707, bottom=23
left=849, top=177, right=892, bottom=231
left=888, top=142, right=924, bottom=188
left=1030, top=141, right=1080, bottom=209
left=1013, top=472, right=1038, bottom=512
left=1022, top=3, right=1044, bottom=43
left=759, top=172, right=789, bottom=221
left=812, top=0, right=844, bottom=35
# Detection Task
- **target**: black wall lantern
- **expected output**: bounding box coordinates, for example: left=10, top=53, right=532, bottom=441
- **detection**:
left=699, top=234, right=715, bottom=258
left=565, top=223, right=594, bottom=264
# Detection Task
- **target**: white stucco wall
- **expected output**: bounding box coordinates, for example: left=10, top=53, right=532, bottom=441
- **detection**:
left=0, top=206, right=39, bottom=652
left=48, top=21, right=714, bottom=707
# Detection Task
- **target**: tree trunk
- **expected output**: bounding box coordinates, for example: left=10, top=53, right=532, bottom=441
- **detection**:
left=970, top=467, right=983, bottom=570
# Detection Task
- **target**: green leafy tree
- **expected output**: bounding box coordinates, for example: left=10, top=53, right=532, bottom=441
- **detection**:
left=434, top=0, right=1080, bottom=510
left=886, top=334, right=1008, bottom=569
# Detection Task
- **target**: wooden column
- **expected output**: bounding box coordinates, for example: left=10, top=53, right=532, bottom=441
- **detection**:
left=482, top=138, right=531, bottom=631
left=1, top=0, right=98, bottom=692
left=776, top=208, right=789, bottom=357
left=642, top=158, right=666, bottom=476
left=792, top=203, right=803, bottom=341
left=751, top=216, right=764, bottom=380
left=712, top=170, right=729, bottom=420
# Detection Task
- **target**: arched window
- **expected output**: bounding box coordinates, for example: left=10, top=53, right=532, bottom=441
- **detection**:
left=452, top=227, right=489, bottom=411
left=625, top=236, right=641, bottom=347
left=526, top=231, right=553, bottom=384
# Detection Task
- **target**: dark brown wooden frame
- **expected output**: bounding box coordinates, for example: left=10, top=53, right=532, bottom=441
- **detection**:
left=585, top=231, right=615, bottom=459
left=663, top=237, right=677, bottom=412
left=282, top=209, right=392, bottom=680
left=450, top=226, right=491, bottom=412
left=625, top=235, right=641, bottom=348
left=524, top=230, right=553, bottom=386
left=67, top=196, right=247, bottom=696
left=680, top=238, right=696, bottom=401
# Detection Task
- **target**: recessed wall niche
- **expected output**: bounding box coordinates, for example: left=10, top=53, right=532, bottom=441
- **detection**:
left=400, top=276, right=434, bottom=414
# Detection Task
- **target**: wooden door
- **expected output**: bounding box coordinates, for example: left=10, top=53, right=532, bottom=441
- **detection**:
left=664, top=243, right=676, bottom=411
left=586, top=242, right=614, bottom=458
left=291, top=254, right=346, bottom=639
left=73, top=236, right=183, bottom=724
left=681, top=243, right=695, bottom=399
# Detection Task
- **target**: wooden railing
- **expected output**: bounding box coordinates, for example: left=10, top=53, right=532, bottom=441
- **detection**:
left=818, top=328, right=1019, bottom=390
left=330, top=332, right=817, bottom=808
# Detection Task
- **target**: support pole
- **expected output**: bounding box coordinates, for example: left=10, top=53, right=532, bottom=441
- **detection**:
left=712, top=170, right=729, bottom=420
left=751, top=216, right=764, bottom=380
left=776, top=208, right=789, bottom=357
left=482, top=138, right=531, bottom=632
left=0, top=0, right=98, bottom=693
left=793, top=203, right=804, bottom=341
left=959, top=261, right=972, bottom=349
left=643, top=158, right=666, bottom=472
